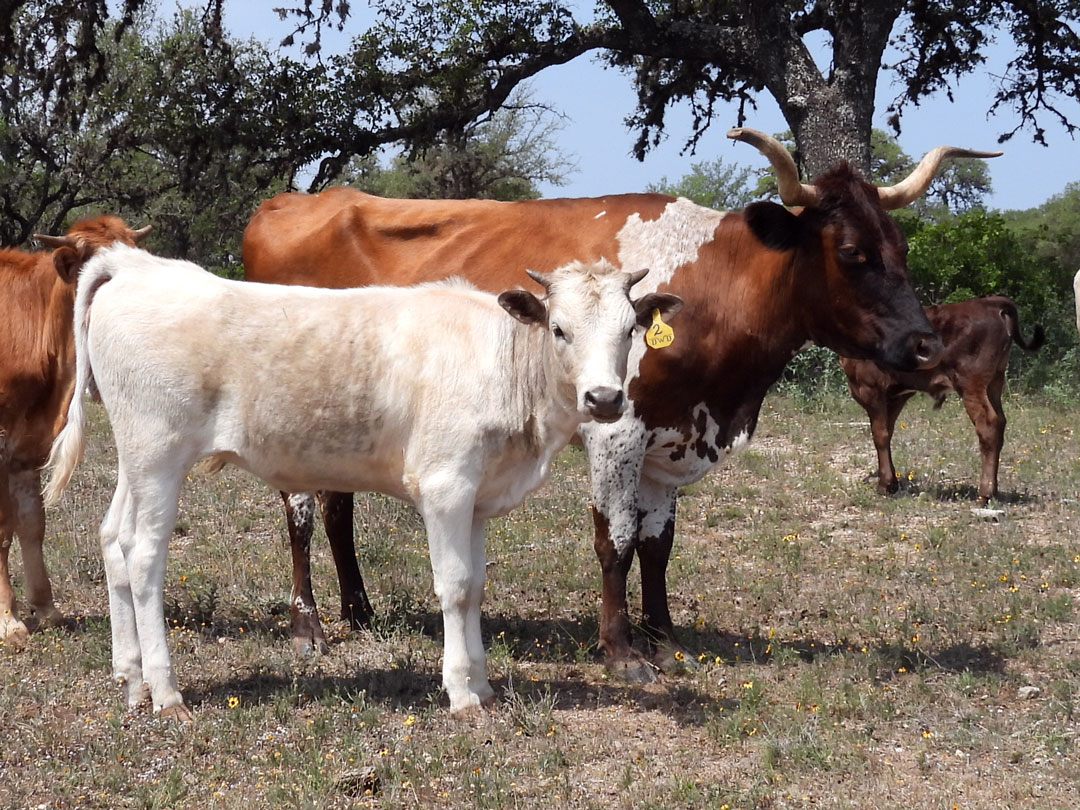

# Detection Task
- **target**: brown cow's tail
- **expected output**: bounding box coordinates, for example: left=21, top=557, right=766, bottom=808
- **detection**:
left=42, top=251, right=117, bottom=504
left=1000, top=299, right=1045, bottom=353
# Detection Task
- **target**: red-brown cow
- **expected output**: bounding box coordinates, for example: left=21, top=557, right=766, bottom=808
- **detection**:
left=0, top=216, right=149, bottom=643
left=840, top=296, right=1043, bottom=503
left=243, top=128, right=997, bottom=680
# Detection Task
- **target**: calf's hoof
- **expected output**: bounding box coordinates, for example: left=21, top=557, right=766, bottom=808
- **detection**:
left=878, top=478, right=900, bottom=495
left=450, top=690, right=498, bottom=719
left=159, top=703, right=194, bottom=723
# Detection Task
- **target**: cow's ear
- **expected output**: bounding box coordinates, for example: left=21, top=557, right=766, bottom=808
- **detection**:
left=52, top=244, right=92, bottom=284
left=498, top=289, right=548, bottom=325
left=633, top=293, right=684, bottom=327
left=744, top=201, right=801, bottom=251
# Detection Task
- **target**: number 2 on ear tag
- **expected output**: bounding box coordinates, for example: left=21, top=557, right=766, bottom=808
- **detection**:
left=645, top=308, right=675, bottom=349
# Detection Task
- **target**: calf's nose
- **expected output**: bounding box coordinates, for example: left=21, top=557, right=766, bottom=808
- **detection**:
left=583, top=387, right=626, bottom=422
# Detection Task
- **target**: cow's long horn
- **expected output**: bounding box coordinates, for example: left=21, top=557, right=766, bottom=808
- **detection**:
left=624, top=268, right=649, bottom=290
left=34, top=233, right=78, bottom=249
left=877, top=146, right=1003, bottom=210
left=727, top=127, right=818, bottom=207
left=525, top=268, right=552, bottom=291
left=132, top=225, right=152, bottom=242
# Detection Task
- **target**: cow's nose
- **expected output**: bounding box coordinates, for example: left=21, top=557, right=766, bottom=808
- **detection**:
left=912, top=333, right=943, bottom=369
left=584, top=387, right=626, bottom=421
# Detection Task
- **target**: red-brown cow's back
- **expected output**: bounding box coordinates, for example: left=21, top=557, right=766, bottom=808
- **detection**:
left=242, top=187, right=674, bottom=292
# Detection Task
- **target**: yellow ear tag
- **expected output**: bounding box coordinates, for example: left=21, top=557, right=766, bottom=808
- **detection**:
left=645, top=308, right=675, bottom=349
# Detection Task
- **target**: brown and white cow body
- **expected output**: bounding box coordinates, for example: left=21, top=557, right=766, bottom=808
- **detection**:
left=0, top=216, right=147, bottom=643
left=840, top=296, right=1043, bottom=503
left=243, top=128, right=997, bottom=680
left=44, top=247, right=680, bottom=716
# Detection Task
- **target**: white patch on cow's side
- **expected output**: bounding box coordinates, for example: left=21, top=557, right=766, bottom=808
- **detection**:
left=615, top=197, right=725, bottom=293
left=287, top=492, right=316, bottom=531
left=614, top=198, right=725, bottom=388
left=594, top=210, right=607, bottom=219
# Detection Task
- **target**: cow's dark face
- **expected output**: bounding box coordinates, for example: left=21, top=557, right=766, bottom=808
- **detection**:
left=746, top=169, right=942, bottom=371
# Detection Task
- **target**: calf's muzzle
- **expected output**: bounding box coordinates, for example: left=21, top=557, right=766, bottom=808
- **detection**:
left=584, top=387, right=626, bottom=422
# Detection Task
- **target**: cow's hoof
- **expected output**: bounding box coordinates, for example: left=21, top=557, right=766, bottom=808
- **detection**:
left=28, top=604, right=65, bottom=631
left=606, top=653, right=659, bottom=684
left=653, top=647, right=697, bottom=676
left=291, top=635, right=329, bottom=657
left=159, top=703, right=194, bottom=723
left=1, top=615, right=30, bottom=647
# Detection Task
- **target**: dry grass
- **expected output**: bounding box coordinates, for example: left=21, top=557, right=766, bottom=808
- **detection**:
left=2, top=391, right=1079, bottom=809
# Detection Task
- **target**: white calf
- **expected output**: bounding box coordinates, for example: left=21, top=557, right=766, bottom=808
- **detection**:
left=44, top=244, right=682, bottom=717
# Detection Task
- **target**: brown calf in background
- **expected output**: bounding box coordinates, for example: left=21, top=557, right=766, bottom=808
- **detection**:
left=840, top=296, right=1043, bottom=503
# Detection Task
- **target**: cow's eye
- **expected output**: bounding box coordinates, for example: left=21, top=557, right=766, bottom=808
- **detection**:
left=839, top=243, right=866, bottom=263
left=552, top=324, right=566, bottom=340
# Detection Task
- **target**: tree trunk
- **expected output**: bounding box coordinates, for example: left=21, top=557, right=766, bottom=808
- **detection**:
left=752, top=0, right=903, bottom=182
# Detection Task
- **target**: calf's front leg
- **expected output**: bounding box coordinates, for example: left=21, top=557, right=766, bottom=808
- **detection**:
left=420, top=488, right=494, bottom=715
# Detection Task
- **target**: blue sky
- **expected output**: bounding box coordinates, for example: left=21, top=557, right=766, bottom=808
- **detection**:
left=230, top=5, right=1078, bottom=212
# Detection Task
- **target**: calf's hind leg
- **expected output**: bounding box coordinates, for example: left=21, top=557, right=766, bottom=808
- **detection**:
left=99, top=470, right=150, bottom=708
left=12, top=470, right=63, bottom=631
left=119, top=468, right=190, bottom=719
left=961, top=378, right=1006, bottom=503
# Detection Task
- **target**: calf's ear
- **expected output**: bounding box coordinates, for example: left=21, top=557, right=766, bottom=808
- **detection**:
left=498, top=289, right=548, bottom=325
left=52, top=243, right=94, bottom=284
left=633, top=293, right=684, bottom=327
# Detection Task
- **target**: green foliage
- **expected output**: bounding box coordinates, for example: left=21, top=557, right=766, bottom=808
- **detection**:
left=647, top=157, right=757, bottom=210
left=336, top=89, right=574, bottom=201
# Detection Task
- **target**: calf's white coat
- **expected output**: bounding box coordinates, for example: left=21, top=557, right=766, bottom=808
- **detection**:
left=45, top=244, right=680, bottom=716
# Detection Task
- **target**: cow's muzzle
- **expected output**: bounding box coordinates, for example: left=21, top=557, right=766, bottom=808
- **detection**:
left=583, top=387, right=626, bottom=422
left=883, top=331, right=943, bottom=372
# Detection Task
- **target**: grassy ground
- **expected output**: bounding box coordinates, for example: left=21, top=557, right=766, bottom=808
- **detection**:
left=2, top=391, right=1078, bottom=809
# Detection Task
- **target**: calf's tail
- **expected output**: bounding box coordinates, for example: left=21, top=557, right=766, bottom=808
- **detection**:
left=42, top=254, right=115, bottom=505
left=1073, top=268, right=1080, bottom=341
left=1000, top=300, right=1045, bottom=353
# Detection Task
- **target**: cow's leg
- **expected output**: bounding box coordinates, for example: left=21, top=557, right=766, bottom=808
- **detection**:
left=581, top=419, right=652, bottom=682
left=635, top=478, right=689, bottom=673
left=11, top=470, right=63, bottom=632
left=125, top=470, right=189, bottom=719
left=419, top=483, right=493, bottom=715
left=317, top=491, right=374, bottom=629
left=591, top=506, right=642, bottom=678
left=100, top=470, right=150, bottom=709
left=0, top=466, right=28, bottom=644
left=961, top=379, right=1005, bottom=503
left=281, top=491, right=328, bottom=655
